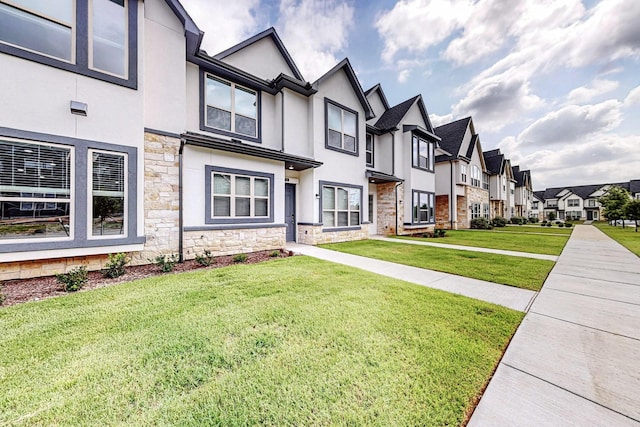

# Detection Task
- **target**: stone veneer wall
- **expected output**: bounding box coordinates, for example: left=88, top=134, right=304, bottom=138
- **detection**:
left=0, top=255, right=110, bottom=281
left=463, top=186, right=489, bottom=228
left=297, top=224, right=368, bottom=245
left=377, top=182, right=399, bottom=235
left=183, top=227, right=285, bottom=259
left=435, top=195, right=451, bottom=229
left=130, top=132, right=181, bottom=264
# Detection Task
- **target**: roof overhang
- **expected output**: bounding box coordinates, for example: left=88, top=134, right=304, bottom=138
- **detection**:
left=366, top=170, right=404, bottom=184
left=403, top=124, right=441, bottom=142
left=183, top=132, right=322, bottom=171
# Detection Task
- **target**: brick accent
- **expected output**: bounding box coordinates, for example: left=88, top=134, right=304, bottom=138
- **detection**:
left=297, top=224, right=368, bottom=245
left=183, top=227, right=285, bottom=259
left=376, top=182, right=399, bottom=235
left=0, top=255, right=110, bottom=281
left=435, top=195, right=451, bottom=229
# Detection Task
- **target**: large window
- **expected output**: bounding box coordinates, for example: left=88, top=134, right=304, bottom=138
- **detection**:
left=0, top=0, right=135, bottom=85
left=412, top=135, right=434, bottom=171
left=483, top=203, right=490, bottom=219
left=471, top=203, right=481, bottom=220
left=365, top=133, right=374, bottom=167
left=412, top=190, right=435, bottom=224
left=205, top=166, right=273, bottom=224
left=205, top=74, right=258, bottom=138
left=567, top=198, right=580, bottom=207
left=322, top=184, right=361, bottom=228
left=89, top=150, right=126, bottom=237
left=325, top=100, right=358, bottom=155
left=471, top=165, right=481, bottom=187
left=0, top=139, right=72, bottom=240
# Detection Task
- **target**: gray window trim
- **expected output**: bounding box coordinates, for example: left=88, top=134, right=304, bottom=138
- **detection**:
left=411, top=133, right=434, bottom=172
left=204, top=165, right=274, bottom=225
left=0, top=0, right=138, bottom=89
left=199, top=69, right=262, bottom=143
left=365, top=133, right=374, bottom=167
left=318, top=180, right=363, bottom=231
left=411, top=189, right=435, bottom=225
left=0, top=126, right=143, bottom=253
left=324, top=98, right=359, bottom=157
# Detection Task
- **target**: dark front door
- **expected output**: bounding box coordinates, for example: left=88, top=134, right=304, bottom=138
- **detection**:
left=285, top=183, right=296, bottom=241
left=587, top=210, right=593, bottom=220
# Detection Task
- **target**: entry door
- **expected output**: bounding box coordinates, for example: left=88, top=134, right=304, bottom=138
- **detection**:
left=368, top=192, right=377, bottom=235
left=285, top=183, right=296, bottom=241
left=587, top=211, right=593, bottom=220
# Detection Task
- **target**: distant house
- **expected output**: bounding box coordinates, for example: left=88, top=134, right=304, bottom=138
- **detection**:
left=434, top=117, right=489, bottom=229
left=512, top=166, right=533, bottom=218
left=531, top=192, right=545, bottom=221
left=483, top=149, right=516, bottom=220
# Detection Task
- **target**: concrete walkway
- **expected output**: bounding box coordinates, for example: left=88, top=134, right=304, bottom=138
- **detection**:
left=371, top=235, right=558, bottom=261
left=468, top=225, right=640, bottom=426
left=286, top=242, right=537, bottom=312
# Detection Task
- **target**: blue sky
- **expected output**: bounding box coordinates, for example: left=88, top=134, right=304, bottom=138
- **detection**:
left=180, top=0, right=640, bottom=190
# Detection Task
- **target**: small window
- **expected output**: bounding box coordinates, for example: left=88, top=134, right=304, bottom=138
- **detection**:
left=567, top=198, right=580, bottom=207
left=325, top=100, right=358, bottom=154
left=365, top=133, right=374, bottom=167
left=205, top=74, right=258, bottom=138
left=461, top=164, right=467, bottom=183
left=482, top=173, right=489, bottom=190
left=90, top=0, right=128, bottom=77
left=483, top=203, right=490, bottom=219
left=322, top=184, right=360, bottom=228
left=412, top=190, right=435, bottom=224
left=471, top=165, right=481, bottom=187
left=412, top=135, right=434, bottom=171
left=89, top=150, right=126, bottom=238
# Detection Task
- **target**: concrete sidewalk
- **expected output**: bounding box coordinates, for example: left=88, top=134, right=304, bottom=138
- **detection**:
left=469, top=225, right=640, bottom=426
left=286, top=242, right=537, bottom=312
left=371, top=235, right=558, bottom=261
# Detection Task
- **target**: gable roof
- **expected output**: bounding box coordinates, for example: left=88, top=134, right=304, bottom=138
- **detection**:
left=364, top=84, right=390, bottom=111
left=374, top=95, right=419, bottom=130
left=164, top=0, right=204, bottom=55
left=434, top=117, right=471, bottom=162
left=630, top=179, right=640, bottom=194
left=213, top=27, right=304, bottom=81
left=483, top=149, right=505, bottom=175
left=533, top=191, right=545, bottom=202
left=314, top=58, right=375, bottom=120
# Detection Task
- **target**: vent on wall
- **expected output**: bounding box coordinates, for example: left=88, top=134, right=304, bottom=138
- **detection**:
left=70, top=101, right=88, bottom=116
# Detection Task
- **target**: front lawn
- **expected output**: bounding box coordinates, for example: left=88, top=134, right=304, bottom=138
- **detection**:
left=593, top=222, right=640, bottom=256
left=398, top=229, right=569, bottom=255
left=0, top=256, right=522, bottom=426
left=321, top=240, right=553, bottom=291
left=491, top=225, right=573, bottom=234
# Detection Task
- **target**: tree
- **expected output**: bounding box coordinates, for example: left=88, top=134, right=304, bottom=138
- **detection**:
left=624, top=198, right=640, bottom=232
left=598, top=186, right=630, bottom=227
left=547, top=211, right=556, bottom=221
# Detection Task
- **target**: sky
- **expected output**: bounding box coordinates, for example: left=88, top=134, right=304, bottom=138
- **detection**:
left=180, top=0, right=640, bottom=190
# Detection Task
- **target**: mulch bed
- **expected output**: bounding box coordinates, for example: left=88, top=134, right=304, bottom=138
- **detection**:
left=0, top=249, right=292, bottom=308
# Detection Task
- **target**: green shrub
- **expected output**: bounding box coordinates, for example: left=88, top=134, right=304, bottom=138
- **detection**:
left=529, top=217, right=539, bottom=223
left=269, top=250, right=280, bottom=257
left=56, top=266, right=88, bottom=292
left=233, top=253, right=248, bottom=263
left=151, top=254, right=178, bottom=273
left=470, top=218, right=492, bottom=229
left=510, top=216, right=526, bottom=225
left=435, top=228, right=447, bottom=237
left=492, top=216, right=507, bottom=227
left=557, top=223, right=564, bottom=227
left=195, top=250, right=214, bottom=266
left=555, top=220, right=562, bottom=225
left=565, top=223, right=573, bottom=228
left=103, top=253, right=128, bottom=278
left=546, top=222, right=552, bottom=227
left=0, top=289, right=5, bottom=306
left=540, top=221, right=547, bottom=226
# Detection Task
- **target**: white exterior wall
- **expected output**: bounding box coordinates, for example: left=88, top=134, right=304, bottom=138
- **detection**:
left=218, top=37, right=297, bottom=81
left=282, top=89, right=312, bottom=158
left=366, top=91, right=387, bottom=118
left=435, top=162, right=452, bottom=195
left=374, top=133, right=393, bottom=176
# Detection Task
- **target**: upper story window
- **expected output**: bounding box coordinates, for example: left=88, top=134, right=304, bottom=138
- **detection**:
left=412, top=135, right=434, bottom=172
left=205, top=74, right=258, bottom=139
left=365, top=133, right=374, bottom=167
left=0, top=0, right=136, bottom=87
left=471, top=165, right=481, bottom=187
left=567, top=198, right=580, bottom=207
left=482, top=173, right=489, bottom=190
left=510, top=184, right=514, bottom=195
left=461, top=164, right=467, bottom=183
left=587, top=199, right=597, bottom=207
left=325, top=99, right=358, bottom=155
left=532, top=201, right=538, bottom=209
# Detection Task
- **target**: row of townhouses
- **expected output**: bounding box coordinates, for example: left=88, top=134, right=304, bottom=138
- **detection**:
left=533, top=181, right=640, bottom=221
left=0, top=0, right=532, bottom=280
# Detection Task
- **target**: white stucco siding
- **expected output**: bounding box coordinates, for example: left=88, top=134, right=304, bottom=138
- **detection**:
left=283, top=90, right=312, bottom=158
left=260, top=93, right=279, bottom=150
left=143, top=0, right=187, bottom=134
left=373, top=133, right=393, bottom=176
left=219, top=37, right=299, bottom=82
left=182, top=146, right=285, bottom=227
left=403, top=106, right=425, bottom=128
left=366, top=91, right=386, bottom=120
left=296, top=168, right=317, bottom=224
left=435, top=162, right=452, bottom=195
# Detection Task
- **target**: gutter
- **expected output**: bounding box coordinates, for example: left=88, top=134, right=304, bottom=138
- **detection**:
left=395, top=181, right=402, bottom=235
left=178, top=137, right=186, bottom=262
left=450, top=160, right=454, bottom=229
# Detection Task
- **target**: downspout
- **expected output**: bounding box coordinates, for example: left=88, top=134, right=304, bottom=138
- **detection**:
left=280, top=89, right=285, bottom=152
left=391, top=131, right=395, bottom=176
left=450, top=160, right=454, bottom=229
left=395, top=181, right=401, bottom=235
left=178, top=137, right=186, bottom=263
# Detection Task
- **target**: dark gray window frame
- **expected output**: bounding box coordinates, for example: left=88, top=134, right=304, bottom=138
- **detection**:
left=199, top=69, right=262, bottom=143
left=411, top=133, right=434, bottom=172
left=324, top=98, right=359, bottom=157
left=365, top=133, right=374, bottom=167
left=0, top=0, right=138, bottom=89
left=0, top=126, right=143, bottom=253
left=411, top=189, right=435, bottom=225
left=204, top=165, right=274, bottom=225
left=319, top=180, right=362, bottom=232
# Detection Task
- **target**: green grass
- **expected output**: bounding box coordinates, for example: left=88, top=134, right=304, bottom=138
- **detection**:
left=398, top=229, right=569, bottom=255
left=0, top=257, right=522, bottom=426
left=492, top=225, right=573, bottom=234
left=593, top=222, right=640, bottom=257
left=321, top=240, right=553, bottom=291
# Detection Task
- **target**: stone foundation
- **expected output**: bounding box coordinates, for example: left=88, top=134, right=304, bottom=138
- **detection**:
left=183, top=227, right=286, bottom=259
left=435, top=195, right=452, bottom=229
left=297, top=224, right=368, bottom=245
left=0, top=254, right=111, bottom=281
left=376, top=182, right=399, bottom=235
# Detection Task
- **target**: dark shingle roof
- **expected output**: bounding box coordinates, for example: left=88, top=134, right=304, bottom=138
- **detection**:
left=374, top=95, right=420, bottom=131
left=483, top=150, right=504, bottom=175
left=434, top=117, right=471, bottom=162
left=630, top=180, right=640, bottom=194
left=533, top=191, right=545, bottom=202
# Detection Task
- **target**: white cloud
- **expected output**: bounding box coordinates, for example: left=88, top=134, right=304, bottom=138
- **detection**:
left=429, top=112, right=454, bottom=127
left=517, top=100, right=622, bottom=146
left=180, top=0, right=261, bottom=55
left=278, top=0, right=355, bottom=81
left=567, top=79, right=619, bottom=104
left=397, top=69, right=411, bottom=83
left=375, top=0, right=473, bottom=63
left=624, top=85, right=640, bottom=107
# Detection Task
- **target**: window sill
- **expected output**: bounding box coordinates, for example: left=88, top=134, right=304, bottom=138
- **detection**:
left=324, top=144, right=359, bottom=157
left=322, top=226, right=362, bottom=232
left=0, top=240, right=146, bottom=263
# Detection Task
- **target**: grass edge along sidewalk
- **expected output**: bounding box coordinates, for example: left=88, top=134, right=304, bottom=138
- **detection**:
left=593, top=222, right=640, bottom=257
left=320, top=240, right=554, bottom=291
left=0, top=256, right=523, bottom=426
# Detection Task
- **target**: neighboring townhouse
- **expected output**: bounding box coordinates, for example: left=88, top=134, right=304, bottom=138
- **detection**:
left=0, top=0, right=384, bottom=280
left=531, top=192, right=544, bottom=221
left=483, top=149, right=515, bottom=220
left=434, top=117, right=490, bottom=229
left=512, top=165, right=533, bottom=218
left=363, top=84, right=443, bottom=235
